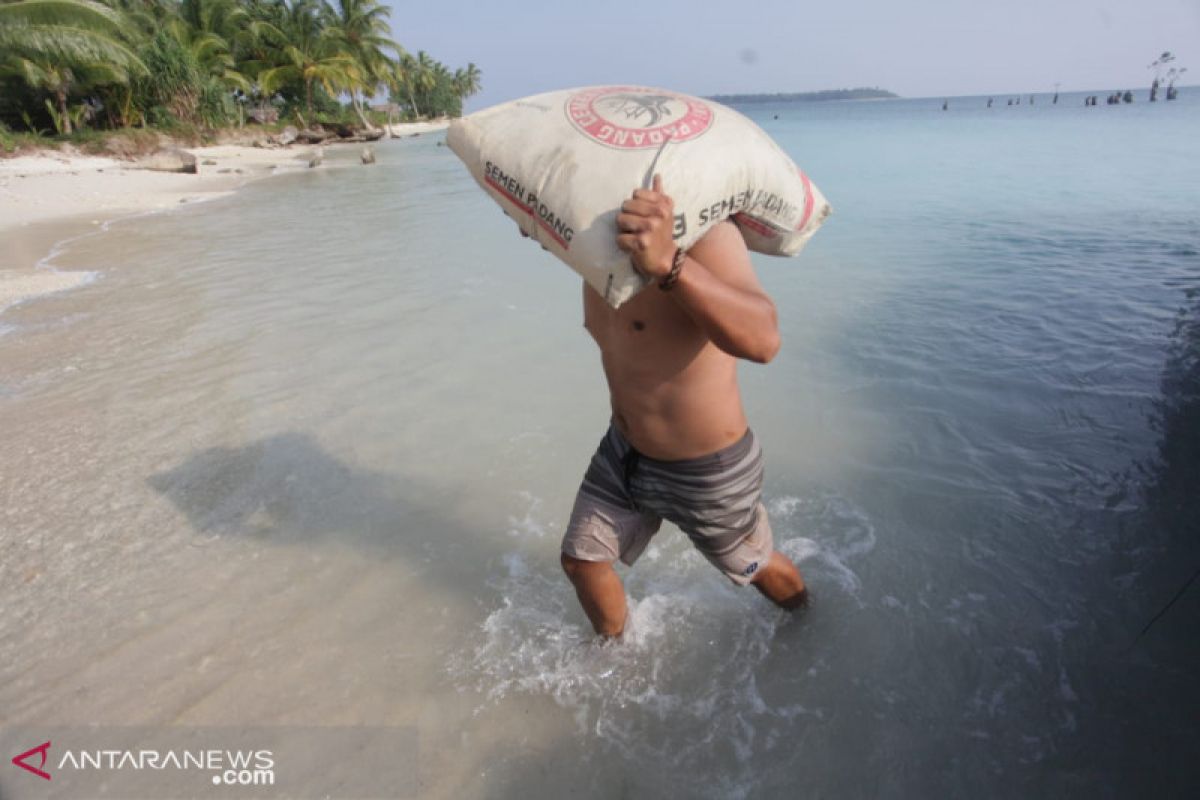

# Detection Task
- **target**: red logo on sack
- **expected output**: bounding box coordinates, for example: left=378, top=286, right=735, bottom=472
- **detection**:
left=566, top=86, right=713, bottom=149
left=12, top=741, right=52, bottom=781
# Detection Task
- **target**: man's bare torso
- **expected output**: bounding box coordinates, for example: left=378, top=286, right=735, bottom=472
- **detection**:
left=564, top=193, right=807, bottom=631
left=583, top=222, right=751, bottom=460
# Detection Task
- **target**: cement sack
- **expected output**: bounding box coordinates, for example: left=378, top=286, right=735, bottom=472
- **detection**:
left=447, top=85, right=831, bottom=308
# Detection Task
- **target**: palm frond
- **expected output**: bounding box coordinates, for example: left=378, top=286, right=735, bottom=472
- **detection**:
left=0, top=22, right=148, bottom=77
left=0, top=0, right=124, bottom=32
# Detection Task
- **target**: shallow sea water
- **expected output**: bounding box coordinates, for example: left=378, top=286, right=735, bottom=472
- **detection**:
left=2, top=90, right=1198, bottom=797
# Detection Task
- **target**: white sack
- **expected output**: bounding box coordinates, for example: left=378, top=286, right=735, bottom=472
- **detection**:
left=447, top=85, right=831, bottom=308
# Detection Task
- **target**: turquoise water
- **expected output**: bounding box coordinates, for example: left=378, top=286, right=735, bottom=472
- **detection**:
left=2, top=89, right=1198, bottom=797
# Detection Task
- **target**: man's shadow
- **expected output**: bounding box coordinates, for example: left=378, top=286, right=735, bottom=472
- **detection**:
left=146, top=431, right=501, bottom=578
left=144, top=432, right=594, bottom=792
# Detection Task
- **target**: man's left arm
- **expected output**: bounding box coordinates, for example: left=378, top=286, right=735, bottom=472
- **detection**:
left=617, top=175, right=781, bottom=364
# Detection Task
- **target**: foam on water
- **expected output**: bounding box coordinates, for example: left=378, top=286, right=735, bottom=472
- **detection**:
left=453, top=488, right=878, bottom=798
left=0, top=210, right=147, bottom=323
left=0, top=266, right=99, bottom=321
left=768, top=492, right=878, bottom=602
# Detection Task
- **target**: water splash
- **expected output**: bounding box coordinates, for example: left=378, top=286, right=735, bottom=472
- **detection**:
left=769, top=492, right=878, bottom=603
left=451, top=489, right=878, bottom=798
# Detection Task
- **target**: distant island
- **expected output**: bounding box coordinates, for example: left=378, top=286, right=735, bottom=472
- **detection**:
left=707, top=88, right=899, bottom=103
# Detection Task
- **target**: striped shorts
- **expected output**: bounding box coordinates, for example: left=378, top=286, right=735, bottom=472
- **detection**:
left=561, top=423, right=774, bottom=585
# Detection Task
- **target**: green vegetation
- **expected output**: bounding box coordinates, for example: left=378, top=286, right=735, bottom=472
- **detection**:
left=0, top=0, right=482, bottom=141
left=707, top=87, right=898, bottom=104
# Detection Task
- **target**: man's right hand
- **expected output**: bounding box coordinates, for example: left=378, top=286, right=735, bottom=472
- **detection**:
left=616, top=174, right=677, bottom=280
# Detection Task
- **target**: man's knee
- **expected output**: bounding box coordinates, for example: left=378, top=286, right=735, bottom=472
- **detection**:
left=561, top=552, right=603, bottom=581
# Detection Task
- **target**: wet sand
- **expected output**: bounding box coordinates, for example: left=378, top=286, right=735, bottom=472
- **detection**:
left=1, top=120, right=450, bottom=316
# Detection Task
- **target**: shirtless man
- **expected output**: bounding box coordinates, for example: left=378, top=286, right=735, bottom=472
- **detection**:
left=560, top=175, right=809, bottom=637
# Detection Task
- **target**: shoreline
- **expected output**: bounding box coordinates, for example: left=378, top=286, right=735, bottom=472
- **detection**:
left=0, top=121, right=449, bottom=319
left=384, top=120, right=450, bottom=138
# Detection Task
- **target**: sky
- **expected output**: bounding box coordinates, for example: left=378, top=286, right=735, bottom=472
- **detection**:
left=384, top=0, right=1198, bottom=110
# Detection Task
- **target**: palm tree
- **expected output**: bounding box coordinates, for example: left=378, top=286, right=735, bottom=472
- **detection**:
left=322, top=0, right=398, bottom=130
left=390, top=50, right=420, bottom=118
left=415, top=50, right=436, bottom=94
left=404, top=49, right=438, bottom=118
left=170, top=0, right=252, bottom=94
left=224, top=0, right=289, bottom=122
left=0, top=0, right=147, bottom=132
left=256, top=0, right=358, bottom=121
left=453, top=61, right=481, bottom=101
left=0, top=0, right=481, bottom=133
left=429, top=60, right=453, bottom=115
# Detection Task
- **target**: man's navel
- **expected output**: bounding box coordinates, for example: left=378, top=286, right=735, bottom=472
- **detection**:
left=632, top=320, right=645, bottom=332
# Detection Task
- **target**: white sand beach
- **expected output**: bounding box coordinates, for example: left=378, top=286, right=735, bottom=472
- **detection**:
left=0, top=146, right=307, bottom=230
left=385, top=119, right=450, bottom=137
left=0, top=121, right=448, bottom=315
left=0, top=145, right=310, bottom=314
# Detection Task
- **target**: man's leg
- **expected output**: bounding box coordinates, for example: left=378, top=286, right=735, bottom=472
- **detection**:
left=750, top=550, right=809, bottom=610
left=561, top=554, right=628, bottom=637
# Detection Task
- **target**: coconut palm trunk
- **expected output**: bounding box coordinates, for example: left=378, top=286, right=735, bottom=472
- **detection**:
left=351, top=90, right=375, bottom=131
left=55, top=88, right=72, bottom=133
